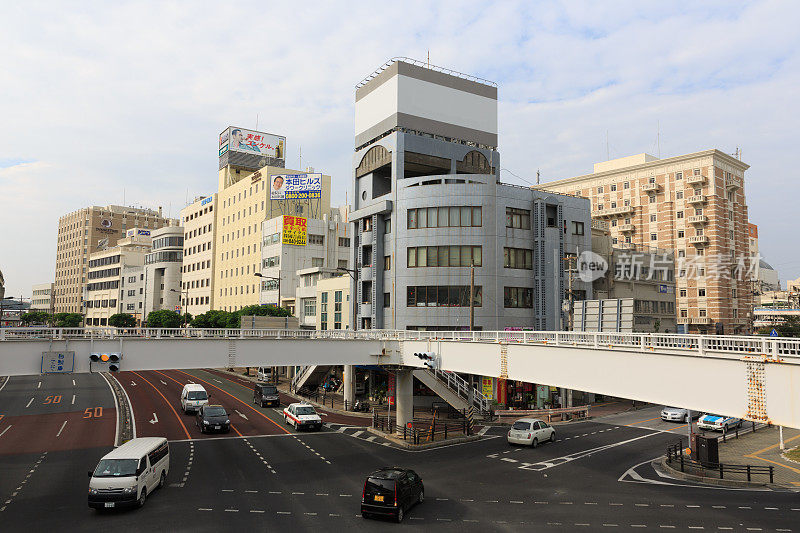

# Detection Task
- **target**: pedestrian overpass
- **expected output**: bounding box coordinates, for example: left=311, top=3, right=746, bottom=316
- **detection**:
left=1, top=328, right=799, bottom=430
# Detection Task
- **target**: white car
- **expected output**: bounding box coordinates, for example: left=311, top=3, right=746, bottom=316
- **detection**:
left=660, top=407, right=701, bottom=423
left=283, top=403, right=322, bottom=431
left=507, top=418, right=555, bottom=447
left=180, top=384, right=209, bottom=414
left=698, top=414, right=741, bottom=431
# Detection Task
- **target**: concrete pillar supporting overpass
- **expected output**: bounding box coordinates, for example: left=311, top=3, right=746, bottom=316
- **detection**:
left=1, top=328, right=799, bottom=428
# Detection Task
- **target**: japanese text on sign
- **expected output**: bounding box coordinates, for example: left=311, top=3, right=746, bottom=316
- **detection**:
left=282, top=216, right=308, bottom=246
left=271, top=173, right=322, bottom=200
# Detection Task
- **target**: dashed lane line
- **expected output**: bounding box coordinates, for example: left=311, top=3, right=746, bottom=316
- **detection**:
left=25, top=398, right=33, bottom=408
left=0, top=452, right=46, bottom=513
left=56, top=420, right=67, bottom=437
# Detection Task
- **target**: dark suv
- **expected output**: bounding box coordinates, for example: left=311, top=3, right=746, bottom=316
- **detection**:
left=361, top=467, right=423, bottom=522
left=196, top=405, right=230, bottom=433
left=253, top=383, right=280, bottom=407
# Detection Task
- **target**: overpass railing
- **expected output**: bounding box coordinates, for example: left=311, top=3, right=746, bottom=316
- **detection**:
left=1, top=328, right=799, bottom=359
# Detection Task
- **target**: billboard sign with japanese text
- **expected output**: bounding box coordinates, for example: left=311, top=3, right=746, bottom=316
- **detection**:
left=270, top=173, right=322, bottom=200
left=282, top=216, right=307, bottom=246
left=221, top=127, right=285, bottom=159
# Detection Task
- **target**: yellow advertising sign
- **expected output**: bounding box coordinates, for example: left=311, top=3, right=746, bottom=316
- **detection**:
left=481, top=377, right=493, bottom=399
left=282, top=215, right=307, bottom=246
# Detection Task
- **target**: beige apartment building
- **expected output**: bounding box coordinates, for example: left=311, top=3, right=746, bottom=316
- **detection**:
left=214, top=165, right=331, bottom=312
left=31, top=282, right=54, bottom=313
left=315, top=275, right=351, bottom=330
left=54, top=205, right=176, bottom=314
left=540, top=150, right=752, bottom=334
left=180, top=194, right=218, bottom=317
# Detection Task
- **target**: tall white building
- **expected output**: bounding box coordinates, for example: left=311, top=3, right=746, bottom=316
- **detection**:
left=180, top=194, right=218, bottom=317
left=143, top=225, right=184, bottom=320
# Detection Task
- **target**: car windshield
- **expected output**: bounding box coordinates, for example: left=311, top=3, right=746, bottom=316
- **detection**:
left=512, top=421, right=531, bottom=430
left=93, top=459, right=138, bottom=477
left=204, top=407, right=226, bottom=417
left=295, top=406, right=316, bottom=415
left=261, top=385, right=277, bottom=394
left=187, top=391, right=207, bottom=400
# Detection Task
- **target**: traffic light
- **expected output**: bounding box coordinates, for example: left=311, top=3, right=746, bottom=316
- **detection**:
left=89, top=352, right=122, bottom=372
left=413, top=352, right=438, bottom=370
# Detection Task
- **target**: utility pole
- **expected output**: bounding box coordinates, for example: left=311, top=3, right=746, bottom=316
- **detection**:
left=469, top=263, right=475, bottom=331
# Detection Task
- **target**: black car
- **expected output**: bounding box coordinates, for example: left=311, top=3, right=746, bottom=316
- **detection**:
left=361, top=467, right=423, bottom=522
left=253, top=383, right=280, bottom=407
left=196, top=405, right=230, bottom=433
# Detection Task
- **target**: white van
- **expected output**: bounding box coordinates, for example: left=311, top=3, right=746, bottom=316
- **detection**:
left=257, top=366, right=274, bottom=382
left=181, top=383, right=209, bottom=413
left=88, top=437, right=169, bottom=510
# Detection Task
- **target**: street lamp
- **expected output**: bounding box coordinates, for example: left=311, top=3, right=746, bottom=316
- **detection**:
left=169, top=288, right=189, bottom=326
left=254, top=272, right=281, bottom=308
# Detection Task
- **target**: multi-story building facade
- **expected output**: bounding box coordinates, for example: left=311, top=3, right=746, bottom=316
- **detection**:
left=54, top=205, right=176, bottom=314
left=540, top=151, right=752, bottom=334
left=143, top=225, right=184, bottom=320
left=180, top=194, right=218, bottom=317
left=214, top=165, right=332, bottom=312
left=259, top=208, right=352, bottom=315
left=85, top=230, right=151, bottom=326
left=31, top=282, right=54, bottom=313
left=349, top=58, right=591, bottom=331
left=315, top=275, right=351, bottom=330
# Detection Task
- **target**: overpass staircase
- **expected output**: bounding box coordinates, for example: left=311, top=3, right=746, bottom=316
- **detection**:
left=413, top=368, right=491, bottom=417
left=292, top=365, right=333, bottom=392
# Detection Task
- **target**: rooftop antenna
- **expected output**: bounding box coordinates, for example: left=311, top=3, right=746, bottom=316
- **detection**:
left=427, top=50, right=430, bottom=68
left=537, top=169, right=541, bottom=185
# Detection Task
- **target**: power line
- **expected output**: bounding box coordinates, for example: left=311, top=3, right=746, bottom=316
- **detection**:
left=500, top=168, right=535, bottom=186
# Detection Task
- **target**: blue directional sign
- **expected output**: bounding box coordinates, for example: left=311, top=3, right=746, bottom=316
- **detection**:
left=41, top=351, right=75, bottom=374
left=770, top=328, right=779, bottom=337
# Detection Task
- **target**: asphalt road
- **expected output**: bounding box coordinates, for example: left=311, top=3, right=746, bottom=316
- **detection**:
left=0, top=375, right=798, bottom=531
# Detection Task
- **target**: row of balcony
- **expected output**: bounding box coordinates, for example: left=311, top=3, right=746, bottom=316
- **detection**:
left=676, top=317, right=712, bottom=325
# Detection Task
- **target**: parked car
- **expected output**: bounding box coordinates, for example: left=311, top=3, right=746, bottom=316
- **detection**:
left=660, top=407, right=701, bottom=423
left=698, top=414, right=741, bottom=431
left=196, top=405, right=230, bottom=433
left=180, top=384, right=209, bottom=414
left=253, top=382, right=280, bottom=407
left=283, top=402, right=322, bottom=431
left=507, top=418, right=555, bottom=447
left=361, top=467, right=423, bottom=523
left=257, top=366, right=274, bottom=382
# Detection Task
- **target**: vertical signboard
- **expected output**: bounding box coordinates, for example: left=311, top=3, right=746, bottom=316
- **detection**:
left=282, top=216, right=307, bottom=246
left=481, top=377, right=494, bottom=400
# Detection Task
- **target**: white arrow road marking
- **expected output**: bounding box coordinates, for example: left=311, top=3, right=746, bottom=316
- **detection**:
left=160, top=380, right=167, bottom=386
left=235, top=410, right=248, bottom=420
left=56, top=420, right=68, bottom=437
left=149, top=413, right=159, bottom=425
left=214, top=379, right=222, bottom=384
left=131, top=381, right=137, bottom=386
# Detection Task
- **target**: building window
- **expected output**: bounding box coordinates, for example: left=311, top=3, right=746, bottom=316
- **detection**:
left=610, top=184, right=617, bottom=192
left=677, top=230, right=684, bottom=238
left=679, top=289, right=687, bottom=297
left=650, top=215, right=657, bottom=222
left=384, top=256, right=391, bottom=270
left=308, top=234, right=324, bottom=245
left=303, top=298, right=316, bottom=317
left=503, top=248, right=533, bottom=269
left=597, top=186, right=604, bottom=193
left=312, top=257, right=324, bottom=267
left=383, top=292, right=390, bottom=308
left=407, top=246, right=481, bottom=267
left=505, top=207, right=531, bottom=229
left=504, top=287, right=533, bottom=308
left=363, top=218, right=373, bottom=232
left=680, top=309, right=688, bottom=318
left=650, top=233, right=658, bottom=241
left=649, top=195, right=656, bottom=203
left=677, top=211, right=684, bottom=219
left=338, top=237, right=350, bottom=247
left=610, top=202, right=617, bottom=209
left=611, top=220, right=617, bottom=227
left=676, top=172, right=683, bottom=180
left=698, top=288, right=706, bottom=297
left=408, top=206, right=482, bottom=229
left=334, top=291, right=342, bottom=329
left=699, top=309, right=707, bottom=317
left=406, top=285, right=481, bottom=307
left=572, top=221, right=584, bottom=235
left=384, top=218, right=391, bottom=234
left=623, top=181, right=629, bottom=189
left=676, top=191, right=683, bottom=200
left=320, top=292, right=328, bottom=328
left=732, top=288, right=737, bottom=298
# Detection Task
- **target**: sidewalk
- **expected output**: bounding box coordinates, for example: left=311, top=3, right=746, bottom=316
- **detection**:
left=717, top=425, right=800, bottom=486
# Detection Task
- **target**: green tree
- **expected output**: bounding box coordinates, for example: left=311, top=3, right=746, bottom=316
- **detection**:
left=53, top=313, right=83, bottom=327
left=145, top=310, right=183, bottom=328
left=21, top=311, right=51, bottom=325
left=238, top=304, right=291, bottom=318
left=108, top=313, right=137, bottom=328
left=190, top=310, right=239, bottom=328
left=758, top=316, right=800, bottom=338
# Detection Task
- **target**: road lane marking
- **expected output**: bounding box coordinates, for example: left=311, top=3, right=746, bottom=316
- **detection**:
left=235, top=409, right=249, bottom=420
left=0, top=426, right=11, bottom=438
left=131, top=381, right=137, bottom=386
left=71, top=395, right=75, bottom=405
left=131, top=371, right=191, bottom=439
left=250, top=510, right=265, bottom=513
left=56, top=420, right=67, bottom=437
left=37, top=382, right=41, bottom=389
left=160, top=380, right=167, bottom=386
left=25, top=398, right=33, bottom=408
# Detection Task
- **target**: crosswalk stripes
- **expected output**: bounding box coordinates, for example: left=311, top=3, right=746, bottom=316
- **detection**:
left=323, top=423, right=393, bottom=446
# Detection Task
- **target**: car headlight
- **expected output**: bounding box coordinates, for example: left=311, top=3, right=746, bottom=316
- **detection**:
left=122, top=486, right=136, bottom=494
left=88, top=488, right=98, bottom=495
left=225, top=419, right=230, bottom=424
left=203, top=420, right=210, bottom=425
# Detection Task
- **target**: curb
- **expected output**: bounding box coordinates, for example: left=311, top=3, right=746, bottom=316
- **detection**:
left=364, top=427, right=482, bottom=450
left=103, top=372, right=134, bottom=445
left=656, top=457, right=795, bottom=490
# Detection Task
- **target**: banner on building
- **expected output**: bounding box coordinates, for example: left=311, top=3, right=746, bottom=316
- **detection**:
left=220, top=126, right=285, bottom=159
left=481, top=377, right=493, bottom=399
left=270, top=173, right=322, bottom=200
left=282, top=216, right=307, bottom=246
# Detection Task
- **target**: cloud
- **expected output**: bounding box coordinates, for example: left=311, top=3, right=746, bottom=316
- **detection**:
left=1, top=0, right=799, bottom=297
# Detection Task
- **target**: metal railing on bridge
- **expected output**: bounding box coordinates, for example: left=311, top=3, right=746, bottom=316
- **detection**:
left=2, top=328, right=800, bottom=359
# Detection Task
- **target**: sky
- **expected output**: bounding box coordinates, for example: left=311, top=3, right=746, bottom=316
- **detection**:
left=1, top=0, right=799, bottom=299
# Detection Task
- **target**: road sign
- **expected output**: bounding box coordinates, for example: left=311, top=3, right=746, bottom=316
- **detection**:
left=41, top=351, right=75, bottom=374
left=770, top=328, right=779, bottom=337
